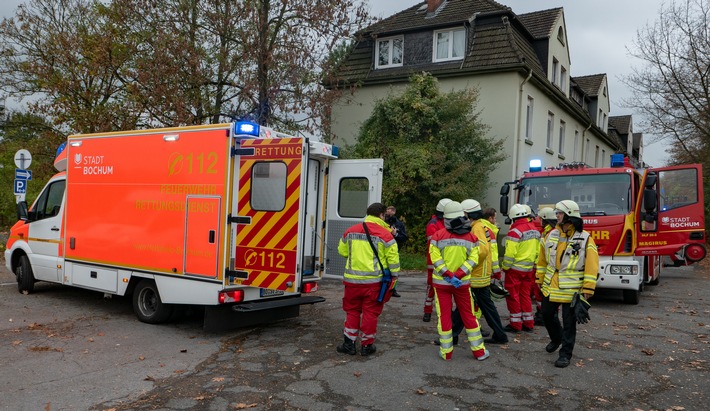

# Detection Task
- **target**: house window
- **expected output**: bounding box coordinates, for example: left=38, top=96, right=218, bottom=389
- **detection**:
left=433, top=28, right=465, bottom=62
left=574, top=130, right=580, bottom=160
left=585, top=138, right=590, bottom=163
left=525, top=96, right=534, bottom=139
left=595, top=145, right=600, bottom=167
left=560, top=66, right=567, bottom=92
left=557, top=27, right=565, bottom=45
left=376, top=36, right=403, bottom=68
left=598, top=109, right=604, bottom=127
left=552, top=58, right=559, bottom=85
left=603, top=113, right=607, bottom=130
left=602, top=149, right=606, bottom=165
left=546, top=112, right=554, bottom=149
left=558, top=120, right=566, bottom=155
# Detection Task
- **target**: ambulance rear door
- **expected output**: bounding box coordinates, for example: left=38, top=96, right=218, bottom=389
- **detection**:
left=229, top=137, right=307, bottom=295
left=324, top=159, right=383, bottom=277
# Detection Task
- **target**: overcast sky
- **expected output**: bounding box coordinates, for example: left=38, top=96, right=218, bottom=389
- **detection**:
left=1, top=0, right=670, bottom=166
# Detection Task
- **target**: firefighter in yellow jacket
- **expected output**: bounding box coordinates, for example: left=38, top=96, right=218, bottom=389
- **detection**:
left=536, top=200, right=599, bottom=368
left=429, top=201, right=489, bottom=361
left=336, top=202, right=400, bottom=357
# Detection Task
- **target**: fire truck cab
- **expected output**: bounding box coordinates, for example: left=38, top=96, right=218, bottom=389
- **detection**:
left=5, top=121, right=383, bottom=330
left=500, top=155, right=705, bottom=304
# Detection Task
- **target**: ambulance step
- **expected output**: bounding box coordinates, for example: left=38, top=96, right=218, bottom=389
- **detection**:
left=231, top=295, right=325, bottom=312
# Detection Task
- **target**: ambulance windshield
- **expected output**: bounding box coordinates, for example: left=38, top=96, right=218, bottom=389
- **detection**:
left=519, top=173, right=631, bottom=216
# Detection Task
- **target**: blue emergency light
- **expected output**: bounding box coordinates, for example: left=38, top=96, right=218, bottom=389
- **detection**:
left=234, top=121, right=260, bottom=137
left=529, top=159, right=542, bottom=172
left=610, top=153, right=625, bottom=167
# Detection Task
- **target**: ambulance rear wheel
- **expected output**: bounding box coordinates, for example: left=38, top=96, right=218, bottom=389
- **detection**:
left=133, top=280, right=173, bottom=324
left=17, top=255, right=35, bottom=294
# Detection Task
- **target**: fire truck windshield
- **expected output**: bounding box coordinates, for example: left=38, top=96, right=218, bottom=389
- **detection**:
left=518, top=173, right=632, bottom=216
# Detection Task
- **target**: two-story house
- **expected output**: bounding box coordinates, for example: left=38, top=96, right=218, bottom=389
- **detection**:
left=329, top=0, right=637, bottom=211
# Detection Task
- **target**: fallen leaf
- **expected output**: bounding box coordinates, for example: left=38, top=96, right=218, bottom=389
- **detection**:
left=596, top=397, right=609, bottom=403
left=547, top=389, right=559, bottom=396
left=97, top=332, right=105, bottom=337
left=88, top=338, right=94, bottom=343
left=416, top=388, right=426, bottom=395
left=668, top=339, right=679, bottom=344
left=353, top=372, right=362, bottom=378
left=194, top=396, right=205, bottom=401
left=668, top=406, right=685, bottom=410
left=641, top=348, right=655, bottom=355
left=144, top=376, right=155, bottom=381
left=232, top=403, right=257, bottom=409
left=138, top=356, right=145, bottom=361
left=12, top=340, right=22, bottom=346
left=213, top=377, right=225, bottom=382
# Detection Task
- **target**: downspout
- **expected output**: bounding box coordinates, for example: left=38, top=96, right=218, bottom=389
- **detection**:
left=513, top=68, right=533, bottom=180
left=581, top=123, right=592, bottom=163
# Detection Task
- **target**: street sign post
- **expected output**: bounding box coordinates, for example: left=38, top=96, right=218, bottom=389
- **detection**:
left=15, top=169, right=32, bottom=180
left=14, top=179, right=27, bottom=194
left=14, top=149, right=32, bottom=170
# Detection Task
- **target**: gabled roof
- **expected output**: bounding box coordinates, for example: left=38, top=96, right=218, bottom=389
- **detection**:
left=572, top=74, right=606, bottom=97
left=609, top=115, right=632, bottom=134
left=516, top=8, right=562, bottom=39
left=363, top=0, right=511, bottom=36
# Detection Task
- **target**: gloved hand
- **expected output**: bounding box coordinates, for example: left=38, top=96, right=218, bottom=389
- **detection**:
left=454, top=268, right=466, bottom=279
left=571, top=292, right=591, bottom=324
left=443, top=270, right=454, bottom=279
left=449, top=277, right=463, bottom=288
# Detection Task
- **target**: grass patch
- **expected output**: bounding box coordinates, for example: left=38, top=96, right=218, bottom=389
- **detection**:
left=399, top=250, right=426, bottom=271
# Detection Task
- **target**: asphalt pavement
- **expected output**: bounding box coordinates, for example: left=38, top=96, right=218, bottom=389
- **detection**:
left=0, top=261, right=708, bottom=411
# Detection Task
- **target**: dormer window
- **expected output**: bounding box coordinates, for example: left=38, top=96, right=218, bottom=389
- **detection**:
left=376, top=36, right=403, bottom=68
left=557, top=27, right=565, bottom=45
left=433, top=28, right=465, bottom=62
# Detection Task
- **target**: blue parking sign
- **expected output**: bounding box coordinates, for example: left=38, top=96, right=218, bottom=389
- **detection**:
left=14, top=179, right=26, bottom=194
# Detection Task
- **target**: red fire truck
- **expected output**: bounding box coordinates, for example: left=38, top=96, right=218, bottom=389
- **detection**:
left=500, top=155, right=706, bottom=304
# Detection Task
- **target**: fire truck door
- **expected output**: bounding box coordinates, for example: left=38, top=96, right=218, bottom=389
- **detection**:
left=184, top=196, right=221, bottom=277
left=324, top=159, right=384, bottom=277
left=230, top=137, right=306, bottom=293
left=638, top=164, right=705, bottom=257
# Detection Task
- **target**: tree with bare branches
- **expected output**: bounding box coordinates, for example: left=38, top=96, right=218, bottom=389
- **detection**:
left=623, top=0, right=710, bottom=167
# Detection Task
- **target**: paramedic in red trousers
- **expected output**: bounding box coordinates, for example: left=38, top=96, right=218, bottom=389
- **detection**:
left=533, top=207, right=557, bottom=325
left=501, top=204, right=541, bottom=333
left=429, top=201, right=489, bottom=361
left=423, top=198, right=452, bottom=322
left=450, top=199, right=509, bottom=345
left=536, top=200, right=598, bottom=368
left=336, top=202, right=400, bottom=357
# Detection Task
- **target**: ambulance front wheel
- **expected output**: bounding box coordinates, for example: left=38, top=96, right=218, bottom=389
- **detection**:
left=17, top=255, right=35, bottom=294
left=133, top=280, right=173, bottom=324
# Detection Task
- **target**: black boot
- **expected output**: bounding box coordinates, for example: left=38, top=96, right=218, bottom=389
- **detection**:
left=361, top=344, right=377, bottom=356
left=534, top=309, right=544, bottom=326
left=336, top=336, right=356, bottom=355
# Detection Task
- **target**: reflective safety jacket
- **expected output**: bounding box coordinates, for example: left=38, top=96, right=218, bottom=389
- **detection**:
left=501, top=218, right=541, bottom=274
left=469, top=219, right=491, bottom=288
left=429, top=228, right=480, bottom=287
left=480, top=219, right=501, bottom=278
left=338, top=215, right=400, bottom=285
left=536, top=225, right=599, bottom=303
left=425, top=215, right=446, bottom=270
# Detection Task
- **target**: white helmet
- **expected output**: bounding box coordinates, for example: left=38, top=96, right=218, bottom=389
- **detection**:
left=443, top=201, right=465, bottom=219
left=522, top=204, right=533, bottom=217
left=538, top=207, right=556, bottom=221
left=555, top=200, right=581, bottom=218
left=436, top=198, right=453, bottom=213
left=461, top=199, right=481, bottom=214
left=509, top=203, right=528, bottom=219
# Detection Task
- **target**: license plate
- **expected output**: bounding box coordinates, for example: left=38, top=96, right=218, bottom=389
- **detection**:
left=260, top=288, right=285, bottom=297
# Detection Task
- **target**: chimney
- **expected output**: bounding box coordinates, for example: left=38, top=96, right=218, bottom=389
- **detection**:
left=426, top=0, right=444, bottom=13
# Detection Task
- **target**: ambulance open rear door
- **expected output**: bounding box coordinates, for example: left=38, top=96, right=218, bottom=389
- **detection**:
left=323, top=159, right=384, bottom=278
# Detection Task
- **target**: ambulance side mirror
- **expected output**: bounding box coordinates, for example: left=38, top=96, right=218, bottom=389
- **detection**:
left=17, top=201, right=29, bottom=221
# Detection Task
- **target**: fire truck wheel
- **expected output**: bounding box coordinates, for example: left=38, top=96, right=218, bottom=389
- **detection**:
left=133, top=280, right=173, bottom=324
left=622, top=288, right=640, bottom=305
left=17, top=255, right=35, bottom=295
